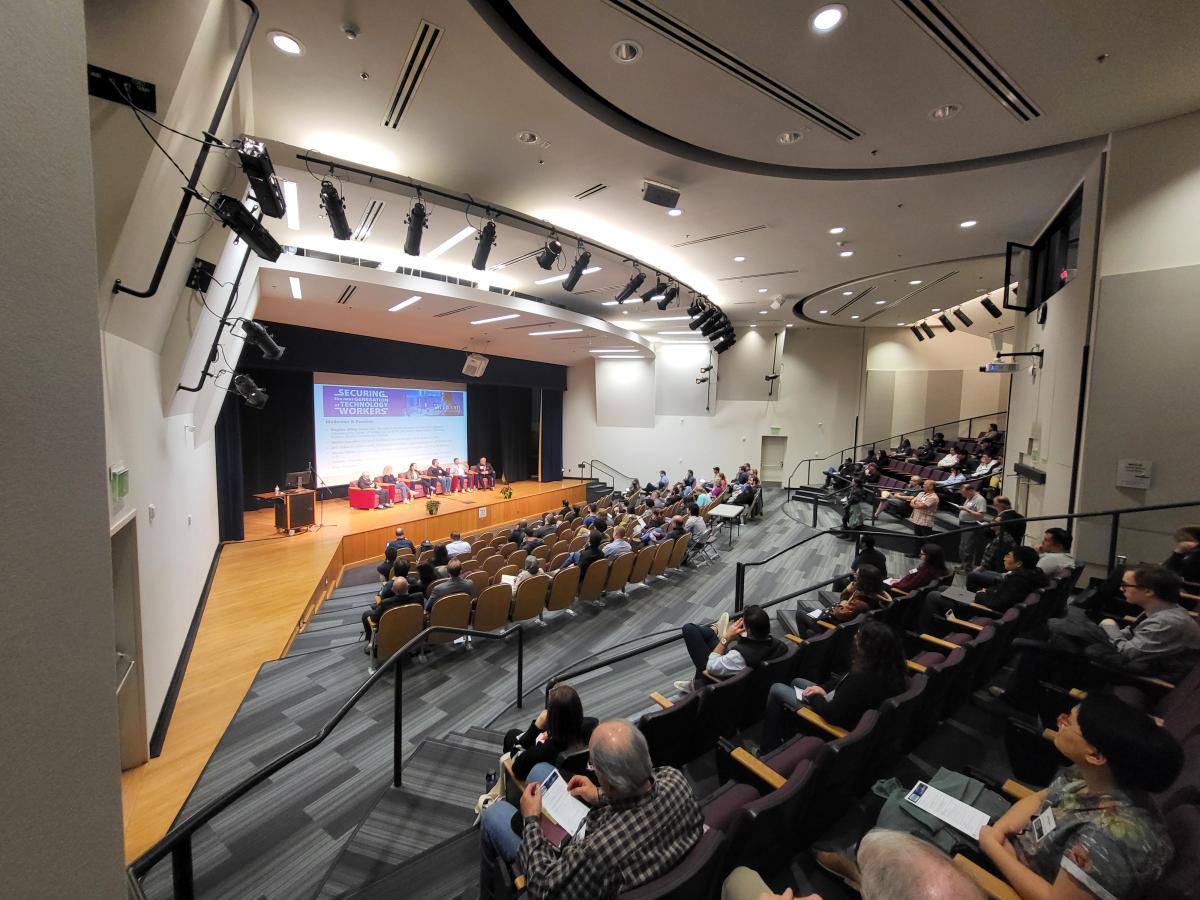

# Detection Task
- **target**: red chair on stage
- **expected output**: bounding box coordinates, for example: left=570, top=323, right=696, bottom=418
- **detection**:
left=405, top=481, right=427, bottom=499
left=348, top=486, right=378, bottom=509
left=451, top=473, right=474, bottom=492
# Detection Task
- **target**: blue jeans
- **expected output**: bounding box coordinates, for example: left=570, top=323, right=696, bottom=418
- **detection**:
left=438, top=476, right=453, bottom=492
left=760, top=678, right=817, bottom=752
left=480, top=762, right=557, bottom=895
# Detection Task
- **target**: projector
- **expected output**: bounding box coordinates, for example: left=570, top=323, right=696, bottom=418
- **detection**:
left=462, top=353, right=490, bottom=377
left=980, top=361, right=1020, bottom=374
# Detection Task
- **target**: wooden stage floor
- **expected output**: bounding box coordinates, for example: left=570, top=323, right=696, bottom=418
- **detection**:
left=119, top=479, right=586, bottom=862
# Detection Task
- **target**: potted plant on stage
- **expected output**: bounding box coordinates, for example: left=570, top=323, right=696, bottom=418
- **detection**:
left=500, top=486, right=513, bottom=500
left=425, top=498, right=441, bottom=515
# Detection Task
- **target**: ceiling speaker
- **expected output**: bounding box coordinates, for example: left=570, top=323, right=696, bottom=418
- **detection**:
left=462, top=353, right=490, bottom=378
left=642, top=180, right=680, bottom=209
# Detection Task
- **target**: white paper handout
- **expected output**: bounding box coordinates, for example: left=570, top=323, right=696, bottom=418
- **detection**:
left=904, top=781, right=990, bottom=839
left=500, top=574, right=517, bottom=586
left=540, top=769, right=590, bottom=837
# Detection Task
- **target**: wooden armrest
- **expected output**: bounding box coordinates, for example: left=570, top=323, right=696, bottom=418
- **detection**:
left=701, top=671, right=721, bottom=684
left=1180, top=590, right=1199, bottom=603
left=1001, top=779, right=1035, bottom=800
left=650, top=691, right=673, bottom=708
left=1042, top=728, right=1058, bottom=741
left=502, top=754, right=525, bottom=793
left=906, top=659, right=928, bottom=673
left=796, top=706, right=849, bottom=739
left=815, top=619, right=836, bottom=631
left=1068, top=687, right=1087, bottom=699
left=919, top=633, right=959, bottom=651
left=946, top=615, right=984, bottom=633
left=514, top=875, right=526, bottom=892
left=967, top=602, right=1000, bottom=616
left=952, top=854, right=1021, bottom=900
left=729, top=746, right=786, bottom=791
left=785, top=633, right=806, bottom=645
left=1137, top=675, right=1176, bottom=691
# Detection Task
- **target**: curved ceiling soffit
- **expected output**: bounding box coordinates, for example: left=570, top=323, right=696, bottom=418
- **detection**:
left=469, top=0, right=1105, bottom=181
left=791, top=253, right=1002, bottom=326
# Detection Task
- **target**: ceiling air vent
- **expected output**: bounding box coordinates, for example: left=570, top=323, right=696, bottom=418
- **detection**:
left=717, top=269, right=799, bottom=282
left=605, top=0, right=860, bottom=141
left=673, top=225, right=766, bottom=248
left=831, top=285, right=874, bottom=316
left=434, top=305, right=474, bottom=318
left=574, top=183, right=608, bottom=200
left=336, top=285, right=357, bottom=305
left=352, top=200, right=384, bottom=241
left=859, top=270, right=959, bottom=322
left=893, top=0, right=1040, bottom=121
left=382, top=19, right=443, bottom=129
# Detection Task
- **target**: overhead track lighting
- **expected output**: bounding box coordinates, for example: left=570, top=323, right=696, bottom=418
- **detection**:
left=615, top=270, right=646, bottom=304
left=320, top=180, right=351, bottom=240
left=472, top=220, right=497, bottom=270
left=404, top=195, right=428, bottom=256
left=910, top=326, right=925, bottom=341
left=209, top=193, right=281, bottom=261
left=953, top=308, right=974, bottom=327
left=235, top=137, right=286, bottom=219
left=563, top=246, right=592, bottom=291
left=713, top=335, right=736, bottom=354
left=535, top=238, right=563, bottom=270
left=656, top=285, right=679, bottom=310
left=921, top=322, right=936, bottom=339
left=690, top=304, right=718, bottom=330
left=937, top=314, right=956, bottom=333
left=231, top=373, right=268, bottom=409
left=240, top=320, right=285, bottom=361
left=980, top=296, right=1003, bottom=318
left=640, top=280, right=666, bottom=303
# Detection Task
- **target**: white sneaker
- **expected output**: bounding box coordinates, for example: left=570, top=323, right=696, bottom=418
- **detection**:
left=712, top=612, right=730, bottom=639
left=674, top=680, right=694, bottom=693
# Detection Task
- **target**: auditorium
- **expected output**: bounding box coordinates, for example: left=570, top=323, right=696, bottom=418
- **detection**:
left=8, top=2, right=1200, bottom=898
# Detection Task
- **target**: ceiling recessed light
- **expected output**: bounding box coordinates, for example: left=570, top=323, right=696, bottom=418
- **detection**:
left=733, top=256, right=745, bottom=262
left=840, top=250, right=854, bottom=257
left=818, top=309, right=829, bottom=314
left=850, top=315, right=860, bottom=319
left=909, top=279, right=923, bottom=285
left=786, top=323, right=793, bottom=328
left=750, top=323, right=758, bottom=328
left=667, top=208, right=683, bottom=216
left=960, top=220, right=977, bottom=228
left=875, top=300, right=886, bottom=305
left=758, top=310, right=768, bottom=315
left=930, top=104, right=961, bottom=121
left=611, top=39, right=642, bottom=63
left=842, top=290, right=853, bottom=296
left=529, top=328, right=583, bottom=336
left=601, top=300, right=618, bottom=306
left=388, top=295, right=421, bottom=312
left=288, top=276, right=302, bottom=299
left=757, top=288, right=768, bottom=293
left=930, top=307, right=942, bottom=312
left=516, top=131, right=539, bottom=144
left=470, top=313, right=520, bottom=325
left=281, top=180, right=300, bottom=230
left=829, top=226, right=845, bottom=235
left=268, top=31, right=304, bottom=55
left=810, top=4, right=847, bottom=32
left=777, top=131, right=803, bottom=145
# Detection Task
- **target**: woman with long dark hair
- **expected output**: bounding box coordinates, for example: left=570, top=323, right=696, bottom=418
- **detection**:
left=502, top=683, right=589, bottom=780
left=888, top=542, right=949, bottom=594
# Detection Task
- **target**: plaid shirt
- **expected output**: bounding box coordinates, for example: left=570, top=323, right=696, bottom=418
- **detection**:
left=519, top=767, right=703, bottom=900
left=909, top=491, right=939, bottom=527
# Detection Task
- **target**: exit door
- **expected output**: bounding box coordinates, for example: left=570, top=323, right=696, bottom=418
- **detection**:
left=760, top=435, right=787, bottom=485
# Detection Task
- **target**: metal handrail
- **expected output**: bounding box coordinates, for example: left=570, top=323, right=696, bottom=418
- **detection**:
left=126, top=622, right=526, bottom=900
left=785, top=410, right=1008, bottom=489
left=588, top=458, right=639, bottom=487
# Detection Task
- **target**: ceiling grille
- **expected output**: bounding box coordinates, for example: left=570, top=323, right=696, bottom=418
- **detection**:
left=336, top=285, right=357, bottom=305
left=574, top=183, right=608, bottom=200
left=382, top=19, right=443, bottom=129
left=352, top=200, right=384, bottom=241
left=859, top=271, right=959, bottom=322
left=433, top=305, right=474, bottom=318
left=672, top=225, right=767, bottom=248
left=718, top=269, right=798, bottom=281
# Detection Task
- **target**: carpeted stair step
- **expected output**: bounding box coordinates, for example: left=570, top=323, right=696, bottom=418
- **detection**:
left=339, top=829, right=481, bottom=900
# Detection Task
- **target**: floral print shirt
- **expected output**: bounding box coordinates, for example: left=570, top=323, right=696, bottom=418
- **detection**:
left=1011, top=766, right=1171, bottom=900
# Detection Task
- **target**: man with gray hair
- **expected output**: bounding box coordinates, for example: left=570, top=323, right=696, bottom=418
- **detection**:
left=479, top=719, right=703, bottom=899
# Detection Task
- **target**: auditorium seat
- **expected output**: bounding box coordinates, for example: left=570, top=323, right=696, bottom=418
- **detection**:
left=648, top=541, right=674, bottom=579
left=481, top=557, right=503, bottom=578
left=544, top=566, right=581, bottom=619
left=628, top=545, right=657, bottom=586
left=507, top=549, right=528, bottom=569
left=639, top=688, right=705, bottom=769
left=428, top=593, right=471, bottom=644
left=616, top=827, right=727, bottom=900
left=737, top=642, right=800, bottom=733
left=578, top=558, right=610, bottom=607
left=510, top=573, right=550, bottom=624
left=373, top=603, right=424, bottom=663
left=665, top=535, right=691, bottom=572
left=466, top=570, right=490, bottom=597
left=471, top=584, right=512, bottom=633
left=547, top=552, right=569, bottom=571
left=785, top=627, right=836, bottom=684
left=493, top=564, right=519, bottom=584
left=567, top=535, right=587, bottom=553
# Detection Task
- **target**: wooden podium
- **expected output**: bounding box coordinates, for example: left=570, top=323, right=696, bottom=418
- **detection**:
left=254, top=489, right=316, bottom=534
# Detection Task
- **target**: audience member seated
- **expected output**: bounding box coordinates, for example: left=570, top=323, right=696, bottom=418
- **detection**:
left=428, top=459, right=452, bottom=493
left=431, top=544, right=451, bottom=578
left=514, top=555, right=542, bottom=587
left=475, top=457, right=496, bottom=490
left=502, top=684, right=590, bottom=782
left=577, top=530, right=607, bottom=575
left=936, top=465, right=965, bottom=494
left=683, top=503, right=708, bottom=541
left=920, top=546, right=1045, bottom=631
left=386, top=527, right=415, bottom=556
left=963, top=519, right=1018, bottom=590
left=378, top=465, right=411, bottom=503
left=508, top=521, right=529, bottom=546
left=876, top=475, right=921, bottom=520
left=377, top=545, right=398, bottom=581
left=907, top=481, right=940, bottom=537
left=361, top=562, right=422, bottom=644
left=478, top=720, right=704, bottom=900
left=794, top=565, right=890, bottom=637
left=1036, top=527, right=1076, bottom=581
left=760, top=618, right=907, bottom=752
left=425, top=558, right=477, bottom=610
left=695, top=486, right=712, bottom=508
left=861, top=462, right=881, bottom=485
left=714, top=470, right=729, bottom=496
left=993, top=495, right=1026, bottom=545
left=894, top=437, right=913, bottom=456
left=1165, top=524, right=1200, bottom=583
left=674, top=605, right=782, bottom=692
left=936, top=446, right=963, bottom=469
left=414, top=561, right=438, bottom=597
left=445, top=531, right=472, bottom=557
left=851, top=534, right=888, bottom=580
left=603, top=526, right=632, bottom=558
left=970, top=453, right=1000, bottom=479
left=682, top=469, right=696, bottom=488
left=823, top=458, right=856, bottom=489
left=655, top=469, right=670, bottom=490
left=886, top=543, right=949, bottom=593
left=356, top=472, right=393, bottom=508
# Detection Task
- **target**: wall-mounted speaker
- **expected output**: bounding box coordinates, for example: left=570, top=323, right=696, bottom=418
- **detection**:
left=462, top=353, right=489, bottom=377
left=642, top=180, right=680, bottom=209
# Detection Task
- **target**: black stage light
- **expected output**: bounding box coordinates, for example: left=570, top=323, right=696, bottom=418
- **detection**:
left=687, top=297, right=704, bottom=317
left=656, top=286, right=680, bottom=310
left=937, top=313, right=956, bottom=333
left=910, top=325, right=925, bottom=342
left=699, top=365, right=713, bottom=373
left=921, top=322, right=936, bottom=339
left=472, top=221, right=497, bottom=270
left=980, top=296, right=1002, bottom=318
left=210, top=193, right=281, bottom=261
left=536, top=238, right=563, bottom=270
left=695, top=376, right=709, bottom=384
left=713, top=335, right=736, bottom=354
left=690, top=305, right=718, bottom=330
left=640, top=280, right=666, bottom=303
left=615, top=271, right=646, bottom=303
left=404, top=198, right=428, bottom=256
left=320, top=180, right=352, bottom=240
left=563, top=247, right=592, bottom=291
left=232, top=373, right=268, bottom=409
left=709, top=324, right=735, bottom=344
left=236, top=137, right=285, bottom=219
left=241, top=320, right=285, bottom=361
left=953, top=308, right=974, bottom=327
left=701, top=316, right=724, bottom=337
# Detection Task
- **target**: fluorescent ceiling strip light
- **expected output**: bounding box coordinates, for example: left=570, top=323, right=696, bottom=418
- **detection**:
left=288, top=276, right=302, bottom=299
left=589, top=348, right=639, bottom=353
left=534, top=266, right=601, bottom=285
left=282, top=180, right=299, bottom=230
left=425, top=226, right=476, bottom=260
left=388, top=295, right=421, bottom=312
left=641, top=316, right=691, bottom=322
left=657, top=331, right=698, bottom=335
left=595, top=355, right=645, bottom=359
left=470, top=313, right=519, bottom=325
left=655, top=339, right=707, bottom=344
left=528, top=328, right=583, bottom=336
left=601, top=300, right=619, bottom=306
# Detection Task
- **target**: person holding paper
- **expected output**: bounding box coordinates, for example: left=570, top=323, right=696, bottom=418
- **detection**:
left=479, top=720, right=703, bottom=900
left=502, top=685, right=591, bottom=782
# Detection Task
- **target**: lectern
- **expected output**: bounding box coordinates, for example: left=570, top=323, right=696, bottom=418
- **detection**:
left=254, top=489, right=316, bottom=534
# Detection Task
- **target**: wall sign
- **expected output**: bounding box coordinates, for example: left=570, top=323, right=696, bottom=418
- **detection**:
left=1116, top=459, right=1153, bottom=490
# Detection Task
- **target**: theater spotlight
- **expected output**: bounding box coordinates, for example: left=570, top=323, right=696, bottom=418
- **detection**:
left=980, top=295, right=1002, bottom=318
left=640, top=279, right=667, bottom=303
left=709, top=325, right=735, bottom=344
left=235, top=137, right=285, bottom=219
left=910, top=325, right=925, bottom=342
left=535, top=238, right=563, bottom=270
left=232, top=373, right=269, bottom=409
left=937, top=313, right=956, bottom=333
left=691, top=304, right=718, bottom=330
left=209, top=193, right=282, bottom=261
left=921, top=322, right=936, bottom=339
left=471, top=220, right=497, bottom=271
left=404, top=196, right=428, bottom=256
left=713, top=335, right=736, bottom=354
left=699, top=365, right=713, bottom=373
left=687, top=296, right=704, bottom=318
left=240, top=320, right=285, bottom=361
left=319, top=180, right=351, bottom=240
left=615, top=270, right=646, bottom=303
left=562, top=246, right=592, bottom=291
left=701, top=315, right=724, bottom=337
left=953, top=308, right=974, bottom=327
left=695, top=376, right=709, bottom=384
left=656, top=285, right=679, bottom=310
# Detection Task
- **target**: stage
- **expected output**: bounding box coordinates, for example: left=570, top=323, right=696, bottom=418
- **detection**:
left=120, top=479, right=586, bottom=861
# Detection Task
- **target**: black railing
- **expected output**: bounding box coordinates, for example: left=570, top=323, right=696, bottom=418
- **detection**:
left=588, top=458, right=639, bottom=488
left=786, top=410, right=1008, bottom=489
left=126, top=623, right=526, bottom=900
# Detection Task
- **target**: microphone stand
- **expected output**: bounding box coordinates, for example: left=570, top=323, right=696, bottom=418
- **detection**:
left=309, top=462, right=337, bottom=531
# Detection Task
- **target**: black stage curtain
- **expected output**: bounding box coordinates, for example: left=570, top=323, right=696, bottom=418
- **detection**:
left=468, top=384, right=532, bottom=483
left=237, top=369, right=320, bottom=508
left=214, top=391, right=245, bottom=541
left=540, top=390, right=564, bottom=483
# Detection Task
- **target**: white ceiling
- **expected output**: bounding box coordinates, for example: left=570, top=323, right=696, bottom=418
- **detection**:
left=237, top=0, right=1200, bottom=349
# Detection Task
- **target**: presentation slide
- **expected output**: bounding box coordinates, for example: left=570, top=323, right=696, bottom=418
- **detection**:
left=313, top=376, right=468, bottom=486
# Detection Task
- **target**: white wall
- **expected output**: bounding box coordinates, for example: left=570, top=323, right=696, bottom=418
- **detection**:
left=0, top=0, right=126, bottom=894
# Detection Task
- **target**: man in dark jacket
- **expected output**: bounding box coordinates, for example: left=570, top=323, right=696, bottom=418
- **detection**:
left=919, top=545, right=1046, bottom=631
left=674, top=605, right=783, bottom=692
left=425, top=558, right=477, bottom=611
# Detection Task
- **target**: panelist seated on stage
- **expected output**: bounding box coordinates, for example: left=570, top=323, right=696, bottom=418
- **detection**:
left=378, top=466, right=411, bottom=503
left=450, top=458, right=474, bottom=492
left=403, top=463, right=438, bottom=497
left=356, top=473, right=393, bottom=508
left=425, top=558, right=478, bottom=611
left=475, top=457, right=496, bottom=490
left=428, top=459, right=453, bottom=494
